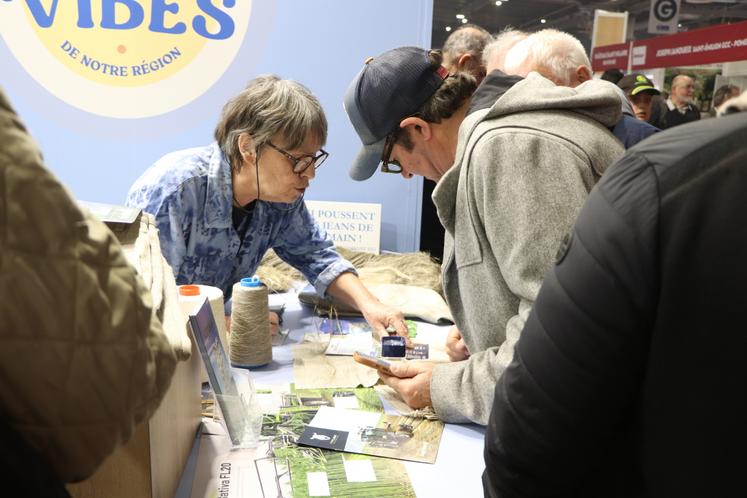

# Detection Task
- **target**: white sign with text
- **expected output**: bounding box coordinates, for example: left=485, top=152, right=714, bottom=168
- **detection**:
left=305, top=200, right=381, bottom=254
left=648, top=0, right=681, bottom=34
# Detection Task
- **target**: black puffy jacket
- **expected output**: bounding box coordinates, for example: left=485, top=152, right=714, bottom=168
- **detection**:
left=483, top=112, right=747, bottom=498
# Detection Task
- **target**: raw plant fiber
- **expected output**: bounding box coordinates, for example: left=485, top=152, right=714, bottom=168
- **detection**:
left=256, top=247, right=443, bottom=295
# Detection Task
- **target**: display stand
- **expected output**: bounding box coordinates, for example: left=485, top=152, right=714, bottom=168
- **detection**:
left=188, top=297, right=263, bottom=449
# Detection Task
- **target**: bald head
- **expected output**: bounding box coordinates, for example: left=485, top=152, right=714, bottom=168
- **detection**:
left=442, top=24, right=491, bottom=84
left=670, top=74, right=695, bottom=106
left=503, top=29, right=592, bottom=87
left=483, top=28, right=528, bottom=74
left=672, top=74, right=694, bottom=88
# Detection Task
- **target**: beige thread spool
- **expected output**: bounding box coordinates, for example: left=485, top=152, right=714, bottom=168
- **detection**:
left=230, top=277, right=272, bottom=368
left=178, top=284, right=229, bottom=352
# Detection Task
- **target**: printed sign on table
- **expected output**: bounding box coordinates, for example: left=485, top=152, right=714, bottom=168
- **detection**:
left=305, top=200, right=381, bottom=254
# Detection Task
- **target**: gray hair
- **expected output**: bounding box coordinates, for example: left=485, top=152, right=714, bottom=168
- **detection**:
left=214, top=75, right=327, bottom=171
left=442, top=24, right=492, bottom=69
left=503, top=29, right=591, bottom=86
left=483, top=27, right=528, bottom=73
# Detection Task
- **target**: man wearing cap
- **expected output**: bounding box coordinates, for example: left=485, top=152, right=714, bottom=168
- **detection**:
left=344, top=46, right=624, bottom=424
left=618, top=73, right=662, bottom=123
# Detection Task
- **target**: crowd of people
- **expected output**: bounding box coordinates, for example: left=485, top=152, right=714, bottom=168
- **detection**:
left=2, top=19, right=745, bottom=498
left=344, top=25, right=746, bottom=497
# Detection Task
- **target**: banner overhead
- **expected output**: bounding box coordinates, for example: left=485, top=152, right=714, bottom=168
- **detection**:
left=632, top=20, right=747, bottom=70
left=592, top=20, right=747, bottom=71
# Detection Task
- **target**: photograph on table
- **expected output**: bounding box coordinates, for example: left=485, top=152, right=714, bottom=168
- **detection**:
left=256, top=384, right=415, bottom=497
left=298, top=406, right=445, bottom=464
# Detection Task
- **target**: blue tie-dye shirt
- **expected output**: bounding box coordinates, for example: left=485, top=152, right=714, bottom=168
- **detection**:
left=126, top=142, right=355, bottom=298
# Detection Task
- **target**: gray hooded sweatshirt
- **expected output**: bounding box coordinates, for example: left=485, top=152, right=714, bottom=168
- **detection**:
left=430, top=72, right=624, bottom=424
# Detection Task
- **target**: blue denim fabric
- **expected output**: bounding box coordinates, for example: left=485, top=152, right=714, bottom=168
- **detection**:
left=126, top=143, right=355, bottom=298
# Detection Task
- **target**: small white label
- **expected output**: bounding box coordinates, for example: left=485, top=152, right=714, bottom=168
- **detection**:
left=343, top=458, right=377, bottom=483
left=307, top=471, right=331, bottom=496
left=332, top=395, right=360, bottom=410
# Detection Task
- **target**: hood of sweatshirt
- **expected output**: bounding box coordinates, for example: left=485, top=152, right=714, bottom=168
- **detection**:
left=483, top=71, right=622, bottom=128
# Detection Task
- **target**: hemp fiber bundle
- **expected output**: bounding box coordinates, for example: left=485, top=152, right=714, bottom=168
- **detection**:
left=256, top=247, right=443, bottom=296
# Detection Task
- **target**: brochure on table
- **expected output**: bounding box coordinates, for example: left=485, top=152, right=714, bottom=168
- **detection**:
left=298, top=406, right=444, bottom=464
left=255, top=384, right=417, bottom=498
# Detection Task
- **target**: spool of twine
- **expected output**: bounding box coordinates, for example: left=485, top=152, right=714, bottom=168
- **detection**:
left=230, top=277, right=272, bottom=368
left=178, top=284, right=229, bottom=351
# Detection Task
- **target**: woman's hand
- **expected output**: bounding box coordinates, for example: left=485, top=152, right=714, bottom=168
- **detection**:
left=326, top=272, right=410, bottom=344
left=360, top=301, right=410, bottom=345
left=269, top=311, right=280, bottom=336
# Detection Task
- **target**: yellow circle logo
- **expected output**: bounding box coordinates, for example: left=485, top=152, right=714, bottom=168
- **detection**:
left=1, top=1, right=252, bottom=117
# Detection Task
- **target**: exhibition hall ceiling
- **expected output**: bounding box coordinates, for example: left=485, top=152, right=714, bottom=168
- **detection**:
left=432, top=0, right=747, bottom=49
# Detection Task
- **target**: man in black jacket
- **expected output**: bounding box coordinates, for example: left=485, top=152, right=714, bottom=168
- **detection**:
left=483, top=109, right=747, bottom=497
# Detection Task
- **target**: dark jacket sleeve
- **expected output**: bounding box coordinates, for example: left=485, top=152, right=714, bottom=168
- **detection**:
left=482, top=152, right=660, bottom=498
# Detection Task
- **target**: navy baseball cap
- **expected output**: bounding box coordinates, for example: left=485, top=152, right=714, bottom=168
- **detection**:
left=343, top=47, right=448, bottom=181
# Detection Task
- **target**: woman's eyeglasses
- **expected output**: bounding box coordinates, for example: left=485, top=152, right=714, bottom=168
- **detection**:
left=266, top=141, right=329, bottom=174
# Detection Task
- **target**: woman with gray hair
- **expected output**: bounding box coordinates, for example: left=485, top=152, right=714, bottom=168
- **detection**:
left=127, top=75, right=407, bottom=338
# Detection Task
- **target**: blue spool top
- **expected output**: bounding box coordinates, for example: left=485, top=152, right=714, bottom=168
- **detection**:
left=240, top=276, right=261, bottom=287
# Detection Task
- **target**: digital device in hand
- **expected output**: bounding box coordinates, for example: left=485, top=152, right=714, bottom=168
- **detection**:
left=353, top=351, right=393, bottom=375
left=381, top=335, right=407, bottom=357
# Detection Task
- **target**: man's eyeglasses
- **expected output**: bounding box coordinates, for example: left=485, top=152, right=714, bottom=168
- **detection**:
left=266, top=141, right=329, bottom=174
left=380, top=132, right=403, bottom=174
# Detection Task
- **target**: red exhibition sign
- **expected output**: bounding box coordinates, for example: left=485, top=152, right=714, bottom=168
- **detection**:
left=632, top=20, right=747, bottom=69
left=593, top=20, right=747, bottom=71
left=591, top=42, right=630, bottom=71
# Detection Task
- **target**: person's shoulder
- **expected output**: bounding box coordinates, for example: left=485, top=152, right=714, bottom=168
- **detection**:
left=134, top=145, right=214, bottom=193
left=624, top=115, right=659, bottom=136
left=152, top=144, right=215, bottom=179
left=646, top=113, right=747, bottom=184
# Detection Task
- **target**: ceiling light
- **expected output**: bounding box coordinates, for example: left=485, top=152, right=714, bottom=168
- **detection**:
left=540, top=18, right=547, bottom=24
left=495, top=0, right=503, bottom=5
left=462, top=18, right=468, bottom=23
left=446, top=26, right=452, bottom=31
left=678, top=23, right=682, bottom=27
left=456, top=14, right=465, bottom=19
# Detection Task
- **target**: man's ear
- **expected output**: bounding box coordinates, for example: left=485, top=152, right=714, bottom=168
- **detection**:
left=576, top=65, right=592, bottom=84
left=457, top=53, right=474, bottom=71
left=237, top=133, right=257, bottom=163
left=400, top=116, right=432, bottom=141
